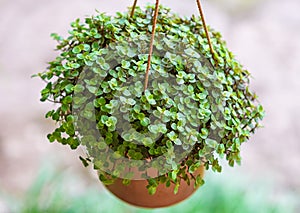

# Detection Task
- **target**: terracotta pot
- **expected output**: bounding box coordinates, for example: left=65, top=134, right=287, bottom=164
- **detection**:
left=104, top=165, right=205, bottom=208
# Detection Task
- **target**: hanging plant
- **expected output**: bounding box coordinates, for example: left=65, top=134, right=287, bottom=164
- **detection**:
left=35, top=0, right=264, bottom=208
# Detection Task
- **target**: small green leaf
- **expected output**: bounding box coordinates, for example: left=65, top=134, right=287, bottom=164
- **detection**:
left=98, top=142, right=107, bottom=150
left=206, top=138, right=218, bottom=149
left=140, top=117, right=150, bottom=127
left=74, top=84, right=85, bottom=93
left=142, top=137, right=153, bottom=147
left=63, top=96, right=72, bottom=104
left=174, top=183, right=179, bottom=194
left=83, top=44, right=90, bottom=51
left=72, top=46, right=81, bottom=54
left=121, top=60, right=131, bottom=69
left=148, top=186, right=157, bottom=195
left=64, top=84, right=74, bottom=93
left=171, top=170, right=177, bottom=182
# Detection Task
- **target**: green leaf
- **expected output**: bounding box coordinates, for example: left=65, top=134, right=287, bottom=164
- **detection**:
left=167, top=131, right=177, bottom=141
left=142, top=137, right=153, bottom=147
left=100, top=63, right=110, bottom=71
left=148, top=186, right=157, bottom=195
left=83, top=44, right=90, bottom=51
left=174, top=183, right=180, bottom=194
left=166, top=180, right=171, bottom=188
left=200, top=128, right=209, bottom=139
left=171, top=170, right=177, bottom=182
left=101, top=115, right=109, bottom=124
left=140, top=117, right=150, bottom=127
left=74, top=84, right=84, bottom=93
left=63, top=96, right=72, bottom=104
left=121, top=60, right=131, bottom=69
left=64, top=84, right=74, bottom=93
left=98, top=142, right=107, bottom=150
left=72, top=46, right=81, bottom=54
left=144, top=90, right=156, bottom=105
left=206, top=138, right=218, bottom=149
left=50, top=33, right=63, bottom=41
left=174, top=138, right=182, bottom=145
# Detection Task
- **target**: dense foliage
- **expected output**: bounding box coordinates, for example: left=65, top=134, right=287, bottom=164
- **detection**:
left=36, top=5, right=264, bottom=194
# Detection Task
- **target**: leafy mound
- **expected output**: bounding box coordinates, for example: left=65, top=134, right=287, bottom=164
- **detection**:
left=36, top=5, right=264, bottom=193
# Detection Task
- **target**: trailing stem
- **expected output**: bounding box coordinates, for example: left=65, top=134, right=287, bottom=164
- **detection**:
left=144, top=0, right=160, bottom=91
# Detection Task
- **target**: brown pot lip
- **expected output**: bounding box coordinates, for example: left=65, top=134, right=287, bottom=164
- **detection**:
left=105, top=184, right=199, bottom=209
left=102, top=165, right=205, bottom=208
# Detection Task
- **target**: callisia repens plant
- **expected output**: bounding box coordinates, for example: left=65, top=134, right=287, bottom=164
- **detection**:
left=35, top=5, right=264, bottom=195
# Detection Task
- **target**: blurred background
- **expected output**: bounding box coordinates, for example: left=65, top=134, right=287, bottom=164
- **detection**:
left=0, top=0, right=299, bottom=212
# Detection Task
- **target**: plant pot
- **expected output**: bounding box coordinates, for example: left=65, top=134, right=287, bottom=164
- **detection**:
left=104, top=165, right=205, bottom=208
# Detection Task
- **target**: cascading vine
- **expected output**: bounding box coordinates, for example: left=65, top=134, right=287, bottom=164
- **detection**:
left=35, top=2, right=264, bottom=198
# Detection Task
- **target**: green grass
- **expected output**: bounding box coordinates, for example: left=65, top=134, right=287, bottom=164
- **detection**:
left=0, top=163, right=298, bottom=213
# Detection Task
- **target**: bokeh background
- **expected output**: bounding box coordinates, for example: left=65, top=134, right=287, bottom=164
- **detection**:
left=0, top=0, right=299, bottom=212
